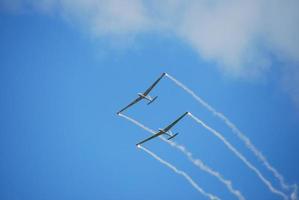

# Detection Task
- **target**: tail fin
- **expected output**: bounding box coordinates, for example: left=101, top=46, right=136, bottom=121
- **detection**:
left=168, top=133, right=179, bottom=140
left=147, top=96, right=158, bottom=105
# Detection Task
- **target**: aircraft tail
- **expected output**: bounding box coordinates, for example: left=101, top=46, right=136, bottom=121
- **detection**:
left=147, top=96, right=158, bottom=105
left=168, top=133, right=179, bottom=140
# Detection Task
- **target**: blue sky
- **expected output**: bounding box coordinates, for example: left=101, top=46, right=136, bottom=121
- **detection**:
left=0, top=1, right=299, bottom=200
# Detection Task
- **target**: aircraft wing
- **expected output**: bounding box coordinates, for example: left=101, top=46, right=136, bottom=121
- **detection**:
left=117, top=96, right=143, bottom=114
left=162, top=112, right=189, bottom=132
left=143, top=72, right=166, bottom=96
left=136, top=130, right=164, bottom=146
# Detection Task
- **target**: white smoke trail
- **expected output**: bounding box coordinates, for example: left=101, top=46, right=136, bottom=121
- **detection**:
left=165, top=73, right=294, bottom=192
left=119, top=113, right=246, bottom=200
left=167, top=140, right=246, bottom=200
left=188, top=113, right=288, bottom=200
left=119, top=113, right=155, bottom=135
left=140, top=145, right=221, bottom=200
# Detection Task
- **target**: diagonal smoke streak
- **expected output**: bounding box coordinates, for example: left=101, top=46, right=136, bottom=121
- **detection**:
left=119, top=113, right=245, bottom=200
left=188, top=113, right=288, bottom=200
left=165, top=73, right=295, bottom=192
left=119, top=113, right=155, bottom=135
left=119, top=113, right=246, bottom=200
left=167, top=140, right=246, bottom=200
left=140, top=145, right=221, bottom=200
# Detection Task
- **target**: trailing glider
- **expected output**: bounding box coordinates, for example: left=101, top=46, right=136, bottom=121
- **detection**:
left=136, top=112, right=189, bottom=146
left=117, top=72, right=166, bottom=114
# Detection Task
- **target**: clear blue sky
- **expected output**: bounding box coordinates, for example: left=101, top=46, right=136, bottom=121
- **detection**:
left=0, top=6, right=298, bottom=200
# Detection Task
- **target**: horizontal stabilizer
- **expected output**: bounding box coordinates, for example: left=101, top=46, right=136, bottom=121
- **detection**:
left=147, top=96, right=158, bottom=105
left=168, top=133, right=179, bottom=140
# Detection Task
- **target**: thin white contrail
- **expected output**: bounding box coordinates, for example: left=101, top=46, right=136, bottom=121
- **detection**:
left=189, top=113, right=288, bottom=200
left=119, top=113, right=246, bottom=200
left=140, top=146, right=221, bottom=200
left=165, top=73, right=294, bottom=192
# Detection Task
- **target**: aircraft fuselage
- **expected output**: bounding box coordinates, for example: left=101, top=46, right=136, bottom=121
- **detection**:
left=158, top=129, right=170, bottom=136
left=138, top=93, right=152, bottom=101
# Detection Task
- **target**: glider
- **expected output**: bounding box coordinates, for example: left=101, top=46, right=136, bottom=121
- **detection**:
left=136, top=112, right=189, bottom=146
left=117, top=73, right=166, bottom=114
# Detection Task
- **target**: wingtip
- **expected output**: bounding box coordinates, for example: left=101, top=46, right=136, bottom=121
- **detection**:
left=136, top=144, right=141, bottom=148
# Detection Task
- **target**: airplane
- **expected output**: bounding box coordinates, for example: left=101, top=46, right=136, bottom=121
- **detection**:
left=136, top=112, right=189, bottom=147
left=117, top=72, right=166, bottom=114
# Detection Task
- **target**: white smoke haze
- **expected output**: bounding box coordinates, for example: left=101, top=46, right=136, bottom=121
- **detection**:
left=1, top=0, right=299, bottom=102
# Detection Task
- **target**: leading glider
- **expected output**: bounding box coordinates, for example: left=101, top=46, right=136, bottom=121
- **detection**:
left=136, top=112, right=189, bottom=146
left=117, top=73, right=166, bottom=115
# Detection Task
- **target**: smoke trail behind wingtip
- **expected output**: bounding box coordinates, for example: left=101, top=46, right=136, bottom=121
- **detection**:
left=166, top=73, right=294, bottom=192
left=167, top=140, right=246, bottom=200
left=188, top=112, right=288, bottom=200
left=140, top=145, right=221, bottom=200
